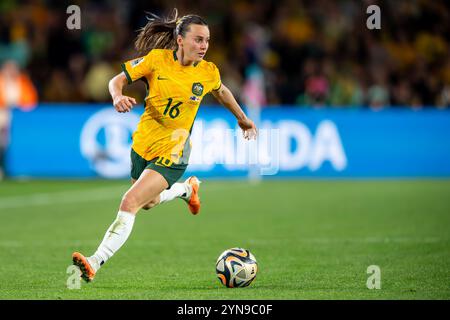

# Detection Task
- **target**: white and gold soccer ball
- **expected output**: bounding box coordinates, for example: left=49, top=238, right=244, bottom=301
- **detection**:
left=215, top=248, right=258, bottom=288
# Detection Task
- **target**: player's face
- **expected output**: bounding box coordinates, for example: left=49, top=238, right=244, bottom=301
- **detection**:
left=179, top=24, right=210, bottom=63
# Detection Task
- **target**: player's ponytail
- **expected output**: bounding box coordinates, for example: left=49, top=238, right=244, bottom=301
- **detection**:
left=135, top=9, right=208, bottom=55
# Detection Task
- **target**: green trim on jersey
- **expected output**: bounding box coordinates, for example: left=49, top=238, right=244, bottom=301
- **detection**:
left=121, top=63, right=132, bottom=84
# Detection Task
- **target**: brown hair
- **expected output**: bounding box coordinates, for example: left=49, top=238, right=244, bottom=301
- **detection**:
left=135, top=9, right=208, bottom=55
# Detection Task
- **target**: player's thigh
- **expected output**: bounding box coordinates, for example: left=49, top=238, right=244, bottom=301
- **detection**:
left=124, top=169, right=168, bottom=208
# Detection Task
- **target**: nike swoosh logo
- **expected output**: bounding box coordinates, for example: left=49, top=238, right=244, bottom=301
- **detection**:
left=158, top=76, right=169, bottom=80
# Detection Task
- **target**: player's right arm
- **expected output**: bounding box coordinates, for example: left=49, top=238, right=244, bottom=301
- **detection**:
left=109, top=73, right=137, bottom=113
left=110, top=51, right=155, bottom=113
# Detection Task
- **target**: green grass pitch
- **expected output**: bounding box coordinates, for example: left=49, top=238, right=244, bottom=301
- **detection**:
left=0, top=179, right=449, bottom=299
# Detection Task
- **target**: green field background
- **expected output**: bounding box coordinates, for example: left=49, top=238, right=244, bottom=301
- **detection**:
left=0, top=179, right=449, bottom=299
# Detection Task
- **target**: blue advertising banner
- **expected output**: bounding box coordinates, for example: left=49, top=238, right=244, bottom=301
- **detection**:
left=5, top=104, right=450, bottom=178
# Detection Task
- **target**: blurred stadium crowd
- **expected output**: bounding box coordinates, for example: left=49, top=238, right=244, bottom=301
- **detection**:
left=0, top=0, right=449, bottom=108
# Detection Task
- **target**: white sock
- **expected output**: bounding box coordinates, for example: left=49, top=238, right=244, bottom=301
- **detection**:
left=159, top=182, right=189, bottom=204
left=90, top=211, right=136, bottom=271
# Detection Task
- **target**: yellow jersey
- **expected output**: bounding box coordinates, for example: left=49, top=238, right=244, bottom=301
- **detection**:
left=121, top=49, right=221, bottom=165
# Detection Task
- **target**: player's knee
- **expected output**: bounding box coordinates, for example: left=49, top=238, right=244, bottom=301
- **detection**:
left=120, top=193, right=140, bottom=213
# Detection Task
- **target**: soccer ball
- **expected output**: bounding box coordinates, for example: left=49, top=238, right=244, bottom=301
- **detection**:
left=215, top=247, right=258, bottom=288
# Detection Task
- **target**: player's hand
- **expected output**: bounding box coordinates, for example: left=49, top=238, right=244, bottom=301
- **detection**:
left=113, top=95, right=137, bottom=113
left=238, top=117, right=257, bottom=140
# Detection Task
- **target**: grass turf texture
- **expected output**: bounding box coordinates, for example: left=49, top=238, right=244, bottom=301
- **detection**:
left=0, top=179, right=449, bottom=299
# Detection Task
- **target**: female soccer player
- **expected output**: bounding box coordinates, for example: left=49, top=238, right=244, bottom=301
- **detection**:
left=72, top=10, right=257, bottom=282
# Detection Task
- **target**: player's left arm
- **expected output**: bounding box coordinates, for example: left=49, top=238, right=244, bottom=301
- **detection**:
left=212, top=84, right=257, bottom=140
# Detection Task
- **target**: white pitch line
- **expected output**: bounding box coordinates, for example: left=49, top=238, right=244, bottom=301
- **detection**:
left=0, top=181, right=254, bottom=210
left=0, top=180, right=258, bottom=211
left=0, top=240, right=167, bottom=247
left=0, top=185, right=126, bottom=210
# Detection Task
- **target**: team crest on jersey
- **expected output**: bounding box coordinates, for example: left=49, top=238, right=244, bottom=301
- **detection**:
left=192, top=82, right=204, bottom=96
left=131, top=57, right=144, bottom=67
